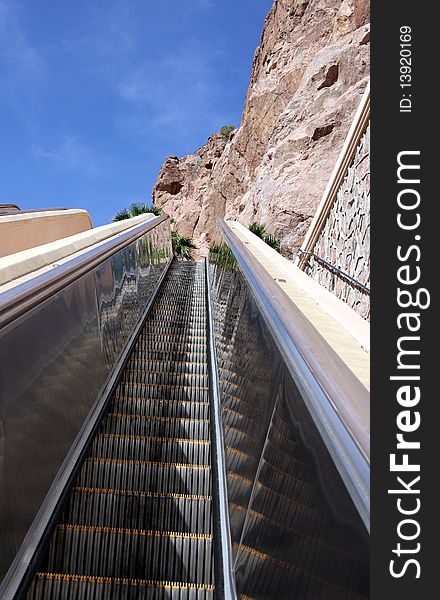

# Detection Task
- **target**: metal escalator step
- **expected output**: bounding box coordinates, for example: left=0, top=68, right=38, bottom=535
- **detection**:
left=64, top=488, right=212, bottom=534
left=147, top=316, right=206, bottom=326
left=139, top=333, right=207, bottom=341
left=123, top=369, right=209, bottom=386
left=142, top=325, right=207, bottom=335
left=77, top=458, right=211, bottom=496
left=116, top=382, right=209, bottom=403
left=102, top=413, right=211, bottom=440
left=90, top=434, right=211, bottom=466
left=27, top=262, right=216, bottom=595
left=148, top=317, right=206, bottom=326
left=132, top=342, right=207, bottom=355
left=127, top=360, right=208, bottom=375
left=150, top=305, right=206, bottom=310
left=46, top=525, right=213, bottom=583
left=129, top=350, right=208, bottom=363
left=111, top=397, right=210, bottom=420
left=143, top=323, right=206, bottom=332
left=29, top=573, right=214, bottom=600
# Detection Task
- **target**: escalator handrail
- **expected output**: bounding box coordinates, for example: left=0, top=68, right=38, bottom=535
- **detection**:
left=218, top=219, right=370, bottom=531
left=204, top=259, right=238, bottom=600
left=0, top=214, right=170, bottom=329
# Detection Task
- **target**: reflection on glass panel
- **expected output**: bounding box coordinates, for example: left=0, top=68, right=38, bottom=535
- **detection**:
left=208, top=243, right=369, bottom=599
left=209, top=257, right=276, bottom=556
left=96, top=222, right=172, bottom=370
left=0, top=218, right=172, bottom=580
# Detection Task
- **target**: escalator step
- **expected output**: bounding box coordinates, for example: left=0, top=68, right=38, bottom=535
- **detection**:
left=27, top=262, right=216, bottom=596
left=116, top=382, right=209, bottom=403
left=129, top=350, right=208, bottom=363
left=90, top=434, right=211, bottom=465
left=123, top=369, right=209, bottom=386
left=65, top=488, right=212, bottom=533
left=111, top=397, right=210, bottom=420
left=45, top=525, right=213, bottom=583
left=138, top=327, right=205, bottom=338
left=127, top=359, right=208, bottom=375
left=29, top=573, right=214, bottom=599
left=77, top=458, right=212, bottom=496
left=144, top=328, right=206, bottom=337
left=102, top=413, right=210, bottom=440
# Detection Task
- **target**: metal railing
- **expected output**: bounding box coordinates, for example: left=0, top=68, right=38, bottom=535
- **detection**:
left=205, top=259, right=238, bottom=600
left=0, top=205, right=71, bottom=215
left=0, top=204, right=21, bottom=214
left=297, top=248, right=370, bottom=295
left=296, top=82, right=370, bottom=270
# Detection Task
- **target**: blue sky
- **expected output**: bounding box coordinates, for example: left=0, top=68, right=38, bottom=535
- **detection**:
left=0, top=0, right=273, bottom=226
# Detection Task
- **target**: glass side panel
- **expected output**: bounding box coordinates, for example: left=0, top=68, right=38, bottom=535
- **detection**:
left=209, top=245, right=369, bottom=599
left=0, top=219, right=172, bottom=580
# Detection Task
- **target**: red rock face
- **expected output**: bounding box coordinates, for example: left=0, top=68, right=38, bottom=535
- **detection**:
left=152, top=0, right=370, bottom=259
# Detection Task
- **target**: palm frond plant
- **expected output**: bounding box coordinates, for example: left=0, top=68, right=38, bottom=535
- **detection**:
left=112, top=202, right=162, bottom=222
left=248, top=221, right=282, bottom=254
left=249, top=221, right=267, bottom=238
left=209, top=242, right=236, bottom=270
left=263, top=234, right=282, bottom=253
left=113, top=208, right=132, bottom=222
left=171, top=231, right=197, bottom=260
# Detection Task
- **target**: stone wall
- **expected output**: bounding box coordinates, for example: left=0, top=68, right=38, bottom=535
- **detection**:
left=153, top=0, right=370, bottom=259
left=304, top=122, right=370, bottom=319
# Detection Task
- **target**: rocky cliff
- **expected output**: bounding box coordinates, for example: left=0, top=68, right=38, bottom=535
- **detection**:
left=152, top=0, right=370, bottom=259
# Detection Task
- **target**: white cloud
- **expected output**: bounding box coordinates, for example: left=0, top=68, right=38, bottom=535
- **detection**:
left=61, top=3, right=138, bottom=64
left=116, top=41, right=224, bottom=141
left=32, top=136, right=101, bottom=176
left=0, top=0, right=45, bottom=95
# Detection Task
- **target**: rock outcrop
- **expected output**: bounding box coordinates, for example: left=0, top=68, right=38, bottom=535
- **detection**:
left=153, top=133, right=228, bottom=258
left=152, top=0, right=370, bottom=259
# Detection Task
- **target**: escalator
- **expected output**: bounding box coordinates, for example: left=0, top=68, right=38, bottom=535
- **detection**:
left=28, top=262, right=215, bottom=599
left=0, top=216, right=369, bottom=599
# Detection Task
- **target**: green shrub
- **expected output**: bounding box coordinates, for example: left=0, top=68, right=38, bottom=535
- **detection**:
left=113, top=208, right=131, bottom=222
left=172, top=230, right=197, bottom=260
left=248, top=221, right=282, bottom=253
left=209, top=242, right=236, bottom=269
left=263, top=234, right=282, bottom=253
left=112, top=202, right=162, bottom=222
left=249, top=222, right=267, bottom=238
left=220, top=125, right=236, bottom=140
